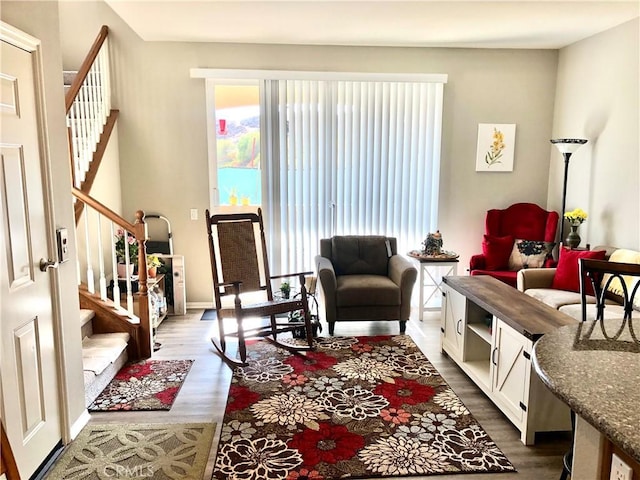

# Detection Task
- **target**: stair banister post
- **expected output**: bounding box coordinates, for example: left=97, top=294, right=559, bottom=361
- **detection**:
left=134, top=210, right=151, bottom=359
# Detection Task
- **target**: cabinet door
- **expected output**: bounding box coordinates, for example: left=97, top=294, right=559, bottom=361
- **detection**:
left=490, top=319, right=531, bottom=426
left=441, top=285, right=466, bottom=360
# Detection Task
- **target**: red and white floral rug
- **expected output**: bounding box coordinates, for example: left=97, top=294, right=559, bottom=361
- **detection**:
left=212, top=335, right=515, bottom=479
left=89, top=359, right=193, bottom=411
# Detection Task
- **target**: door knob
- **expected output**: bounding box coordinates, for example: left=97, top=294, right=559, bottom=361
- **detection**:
left=39, top=258, right=59, bottom=272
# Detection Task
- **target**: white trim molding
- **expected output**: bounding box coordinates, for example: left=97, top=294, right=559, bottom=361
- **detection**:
left=69, top=410, right=91, bottom=440
left=190, top=68, right=447, bottom=84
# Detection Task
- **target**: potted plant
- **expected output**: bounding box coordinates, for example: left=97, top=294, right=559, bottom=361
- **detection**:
left=147, top=255, right=162, bottom=278
left=279, top=281, right=290, bottom=299
left=115, top=229, right=138, bottom=278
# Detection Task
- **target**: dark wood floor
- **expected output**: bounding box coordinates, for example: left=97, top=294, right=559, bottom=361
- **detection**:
left=88, top=309, right=571, bottom=479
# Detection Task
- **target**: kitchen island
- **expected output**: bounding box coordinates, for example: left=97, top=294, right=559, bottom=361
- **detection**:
left=533, top=318, right=640, bottom=478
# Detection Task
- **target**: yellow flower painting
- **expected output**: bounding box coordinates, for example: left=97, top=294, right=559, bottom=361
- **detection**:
left=476, top=124, right=516, bottom=172
left=485, top=128, right=506, bottom=166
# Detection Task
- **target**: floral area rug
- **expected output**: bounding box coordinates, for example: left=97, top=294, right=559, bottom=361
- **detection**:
left=89, top=360, right=193, bottom=411
left=44, top=423, right=215, bottom=480
left=212, top=335, right=516, bottom=479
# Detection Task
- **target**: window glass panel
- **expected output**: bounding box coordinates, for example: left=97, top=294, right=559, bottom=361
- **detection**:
left=214, top=84, right=261, bottom=206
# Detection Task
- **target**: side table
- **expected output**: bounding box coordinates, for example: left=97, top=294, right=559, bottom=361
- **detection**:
left=408, top=251, right=459, bottom=320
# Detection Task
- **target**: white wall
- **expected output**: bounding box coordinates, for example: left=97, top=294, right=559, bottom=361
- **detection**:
left=58, top=1, right=560, bottom=305
left=1, top=1, right=87, bottom=441
left=548, top=18, right=639, bottom=250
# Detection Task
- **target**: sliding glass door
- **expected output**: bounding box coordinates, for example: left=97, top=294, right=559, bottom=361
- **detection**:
left=205, top=74, right=445, bottom=276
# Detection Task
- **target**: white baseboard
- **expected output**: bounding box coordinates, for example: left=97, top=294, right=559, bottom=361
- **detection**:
left=186, top=302, right=214, bottom=310
left=69, top=409, right=91, bottom=440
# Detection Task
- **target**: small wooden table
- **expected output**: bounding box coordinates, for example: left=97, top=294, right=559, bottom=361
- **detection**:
left=408, top=251, right=459, bottom=320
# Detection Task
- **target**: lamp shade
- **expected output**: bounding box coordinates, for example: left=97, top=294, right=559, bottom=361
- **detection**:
left=550, top=138, right=588, bottom=154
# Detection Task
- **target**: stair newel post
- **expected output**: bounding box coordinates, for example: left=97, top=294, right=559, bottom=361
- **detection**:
left=135, top=210, right=152, bottom=359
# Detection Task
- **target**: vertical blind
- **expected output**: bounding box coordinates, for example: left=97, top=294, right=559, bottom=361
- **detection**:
left=262, top=78, right=445, bottom=275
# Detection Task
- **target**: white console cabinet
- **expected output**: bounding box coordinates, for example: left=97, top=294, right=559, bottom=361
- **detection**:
left=441, top=278, right=573, bottom=445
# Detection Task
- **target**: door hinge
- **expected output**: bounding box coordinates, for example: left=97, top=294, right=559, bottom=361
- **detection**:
left=519, top=401, right=527, bottom=412
left=523, top=351, right=531, bottom=360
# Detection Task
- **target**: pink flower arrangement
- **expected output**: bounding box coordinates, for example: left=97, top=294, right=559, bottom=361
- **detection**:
left=115, top=228, right=138, bottom=264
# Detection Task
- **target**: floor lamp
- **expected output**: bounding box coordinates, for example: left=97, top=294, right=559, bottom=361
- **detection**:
left=550, top=138, right=587, bottom=246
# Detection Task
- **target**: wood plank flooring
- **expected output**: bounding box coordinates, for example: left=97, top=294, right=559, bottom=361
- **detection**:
left=88, top=310, right=571, bottom=479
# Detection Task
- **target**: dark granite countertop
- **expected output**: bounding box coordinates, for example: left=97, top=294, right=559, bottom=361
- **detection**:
left=532, top=319, right=640, bottom=462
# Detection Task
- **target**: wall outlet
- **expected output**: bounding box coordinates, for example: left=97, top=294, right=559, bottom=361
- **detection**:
left=610, top=453, right=633, bottom=480
left=190, top=208, right=198, bottom=221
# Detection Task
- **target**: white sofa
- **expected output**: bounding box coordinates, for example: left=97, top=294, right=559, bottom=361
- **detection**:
left=517, top=246, right=640, bottom=321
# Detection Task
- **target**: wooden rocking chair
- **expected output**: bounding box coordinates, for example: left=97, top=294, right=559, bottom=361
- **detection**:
left=205, top=208, right=315, bottom=367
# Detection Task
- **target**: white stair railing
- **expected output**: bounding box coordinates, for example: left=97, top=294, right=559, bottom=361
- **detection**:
left=65, top=26, right=111, bottom=189
left=73, top=191, right=154, bottom=360
left=72, top=189, right=149, bottom=329
left=77, top=209, right=141, bottom=321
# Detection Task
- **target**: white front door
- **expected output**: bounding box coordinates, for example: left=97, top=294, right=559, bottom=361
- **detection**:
left=0, top=25, right=62, bottom=479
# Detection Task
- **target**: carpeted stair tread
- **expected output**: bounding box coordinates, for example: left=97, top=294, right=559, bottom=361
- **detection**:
left=82, top=333, right=128, bottom=375
left=79, top=308, right=95, bottom=327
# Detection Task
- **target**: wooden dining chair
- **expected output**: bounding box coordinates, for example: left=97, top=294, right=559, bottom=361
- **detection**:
left=205, top=208, right=315, bottom=367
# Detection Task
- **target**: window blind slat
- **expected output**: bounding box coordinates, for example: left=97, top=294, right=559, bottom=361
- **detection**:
left=264, top=77, right=444, bottom=274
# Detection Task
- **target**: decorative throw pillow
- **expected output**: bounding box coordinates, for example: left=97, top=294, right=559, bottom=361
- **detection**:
left=482, top=234, right=514, bottom=271
left=508, top=239, right=555, bottom=270
left=551, top=247, right=607, bottom=294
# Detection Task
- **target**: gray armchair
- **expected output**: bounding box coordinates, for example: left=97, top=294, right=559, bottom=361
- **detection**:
left=315, top=235, right=417, bottom=335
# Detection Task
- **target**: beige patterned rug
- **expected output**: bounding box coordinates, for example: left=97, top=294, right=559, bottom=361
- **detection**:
left=45, top=423, right=215, bottom=480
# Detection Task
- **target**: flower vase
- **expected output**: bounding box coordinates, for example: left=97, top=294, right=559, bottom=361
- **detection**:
left=566, top=224, right=581, bottom=249
left=148, top=266, right=157, bottom=278
left=117, top=263, right=135, bottom=279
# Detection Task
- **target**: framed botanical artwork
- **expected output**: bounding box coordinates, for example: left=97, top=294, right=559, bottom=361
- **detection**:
left=475, top=124, right=516, bottom=172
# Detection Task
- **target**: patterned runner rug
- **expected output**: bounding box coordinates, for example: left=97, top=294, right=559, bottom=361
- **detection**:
left=45, top=423, right=215, bottom=480
left=89, top=359, right=193, bottom=411
left=213, top=335, right=516, bottom=479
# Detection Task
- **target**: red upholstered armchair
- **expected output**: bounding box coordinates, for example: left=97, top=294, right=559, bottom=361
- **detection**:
left=469, top=203, right=559, bottom=287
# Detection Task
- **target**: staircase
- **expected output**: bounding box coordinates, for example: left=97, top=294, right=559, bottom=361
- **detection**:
left=67, top=25, right=152, bottom=379
left=80, top=309, right=129, bottom=406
